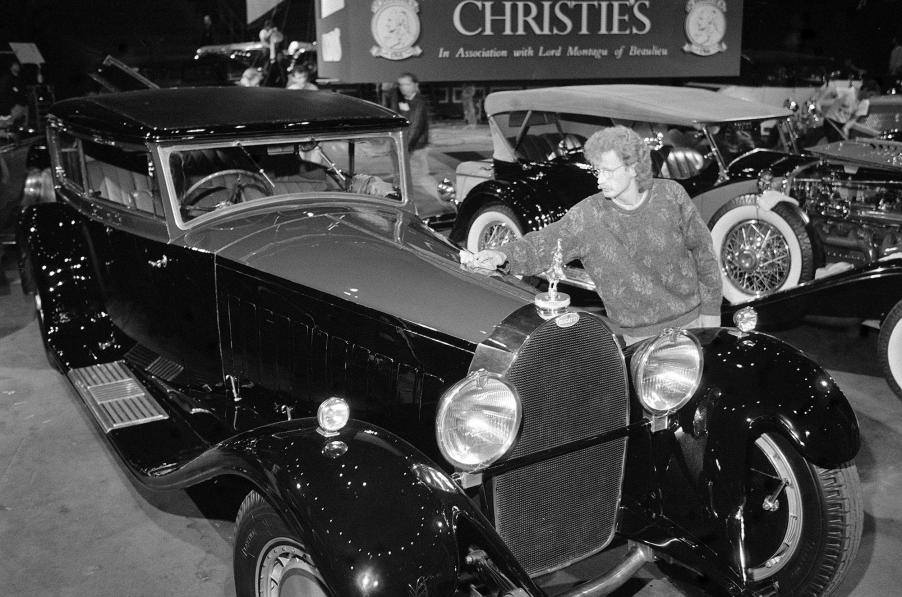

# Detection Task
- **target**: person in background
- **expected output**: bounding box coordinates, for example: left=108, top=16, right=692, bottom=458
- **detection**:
left=890, top=35, right=902, bottom=77
left=468, top=125, right=722, bottom=344
left=379, top=81, right=395, bottom=108
left=239, top=68, right=262, bottom=87
left=0, top=59, right=28, bottom=129
left=394, top=72, right=437, bottom=199
left=285, top=64, right=318, bottom=90
left=819, top=79, right=881, bottom=141
left=259, top=19, right=284, bottom=64
left=200, top=14, right=216, bottom=46
left=461, top=83, right=477, bottom=127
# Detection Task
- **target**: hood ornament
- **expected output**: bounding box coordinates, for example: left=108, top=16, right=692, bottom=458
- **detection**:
left=535, top=239, right=571, bottom=320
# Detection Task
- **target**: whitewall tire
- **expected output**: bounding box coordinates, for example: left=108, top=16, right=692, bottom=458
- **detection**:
left=465, top=203, right=524, bottom=252
left=710, top=194, right=814, bottom=304
left=879, top=299, right=902, bottom=401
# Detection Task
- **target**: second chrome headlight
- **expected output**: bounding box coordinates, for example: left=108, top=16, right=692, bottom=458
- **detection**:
left=435, top=371, right=521, bottom=472
left=631, top=329, right=703, bottom=416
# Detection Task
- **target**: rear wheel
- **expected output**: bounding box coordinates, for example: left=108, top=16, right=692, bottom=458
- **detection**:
left=879, top=299, right=902, bottom=401
left=744, top=433, right=862, bottom=596
left=710, top=195, right=814, bottom=304
left=465, top=203, right=524, bottom=252
left=234, top=491, right=329, bottom=597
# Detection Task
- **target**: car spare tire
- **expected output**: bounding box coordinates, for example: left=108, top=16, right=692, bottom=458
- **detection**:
left=710, top=194, right=814, bottom=304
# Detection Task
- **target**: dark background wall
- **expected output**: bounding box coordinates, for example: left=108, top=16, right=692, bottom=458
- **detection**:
left=0, top=0, right=315, bottom=98
left=1, top=0, right=900, bottom=99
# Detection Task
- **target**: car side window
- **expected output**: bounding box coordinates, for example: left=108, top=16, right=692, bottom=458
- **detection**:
left=170, top=136, right=403, bottom=223
left=55, top=131, right=84, bottom=190
left=82, top=139, right=164, bottom=217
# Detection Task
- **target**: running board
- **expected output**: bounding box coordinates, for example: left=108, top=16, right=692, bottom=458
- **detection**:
left=68, top=361, right=168, bottom=433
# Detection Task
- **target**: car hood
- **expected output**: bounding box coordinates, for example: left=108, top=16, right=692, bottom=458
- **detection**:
left=182, top=203, right=534, bottom=345
left=728, top=149, right=811, bottom=178
left=806, top=139, right=902, bottom=174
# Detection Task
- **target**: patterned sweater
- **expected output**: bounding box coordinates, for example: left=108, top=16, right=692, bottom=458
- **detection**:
left=502, top=179, right=723, bottom=337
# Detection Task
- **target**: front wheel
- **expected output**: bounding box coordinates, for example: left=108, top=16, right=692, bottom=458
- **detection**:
left=465, top=202, right=524, bottom=252
left=744, top=433, right=862, bottom=596
left=234, top=491, right=330, bottom=597
left=879, top=299, right=902, bottom=401
left=710, top=195, right=814, bottom=304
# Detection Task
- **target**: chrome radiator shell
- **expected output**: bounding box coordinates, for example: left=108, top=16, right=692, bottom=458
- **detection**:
left=470, top=307, right=630, bottom=577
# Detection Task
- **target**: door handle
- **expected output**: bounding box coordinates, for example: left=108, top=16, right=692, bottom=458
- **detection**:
left=148, top=255, right=169, bottom=268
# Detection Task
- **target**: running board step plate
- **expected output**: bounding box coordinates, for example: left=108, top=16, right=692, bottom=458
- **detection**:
left=68, top=361, right=168, bottom=433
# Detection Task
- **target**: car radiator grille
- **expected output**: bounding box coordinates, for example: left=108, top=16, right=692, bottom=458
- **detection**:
left=493, top=314, right=629, bottom=577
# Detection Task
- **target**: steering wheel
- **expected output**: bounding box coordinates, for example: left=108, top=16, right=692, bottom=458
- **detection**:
left=182, top=169, right=274, bottom=213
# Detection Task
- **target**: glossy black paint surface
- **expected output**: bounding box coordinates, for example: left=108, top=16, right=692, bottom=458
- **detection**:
left=723, top=261, right=902, bottom=326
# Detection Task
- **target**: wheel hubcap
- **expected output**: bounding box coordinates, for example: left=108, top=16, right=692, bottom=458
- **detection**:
left=745, top=434, right=803, bottom=581
left=257, top=541, right=326, bottom=597
left=480, top=222, right=516, bottom=249
left=721, top=220, right=791, bottom=295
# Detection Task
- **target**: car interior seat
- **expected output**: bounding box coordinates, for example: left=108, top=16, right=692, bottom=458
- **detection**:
left=662, top=147, right=706, bottom=179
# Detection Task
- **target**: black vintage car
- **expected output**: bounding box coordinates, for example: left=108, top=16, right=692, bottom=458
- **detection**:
left=18, top=87, right=862, bottom=596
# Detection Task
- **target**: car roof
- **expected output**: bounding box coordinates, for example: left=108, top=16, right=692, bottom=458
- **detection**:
left=50, top=87, right=407, bottom=143
left=484, top=85, right=792, bottom=126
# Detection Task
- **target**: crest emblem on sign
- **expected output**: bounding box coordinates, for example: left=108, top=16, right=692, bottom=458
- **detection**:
left=683, top=0, right=727, bottom=56
left=370, top=0, right=423, bottom=60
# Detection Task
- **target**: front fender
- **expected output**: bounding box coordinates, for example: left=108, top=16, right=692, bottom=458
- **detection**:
left=163, top=418, right=538, bottom=596
left=686, top=328, right=859, bottom=517
left=692, top=179, right=760, bottom=224
left=449, top=178, right=567, bottom=244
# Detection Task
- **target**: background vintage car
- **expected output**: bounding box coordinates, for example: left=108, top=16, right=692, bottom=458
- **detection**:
left=445, top=85, right=902, bottom=402
left=15, top=86, right=865, bottom=596
left=445, top=85, right=797, bottom=286
left=733, top=138, right=902, bottom=400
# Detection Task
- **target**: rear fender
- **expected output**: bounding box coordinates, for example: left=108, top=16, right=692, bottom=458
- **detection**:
left=178, top=419, right=538, bottom=596
left=448, top=178, right=567, bottom=244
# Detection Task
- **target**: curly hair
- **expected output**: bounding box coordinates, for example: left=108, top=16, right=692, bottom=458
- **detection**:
left=583, top=126, right=653, bottom=193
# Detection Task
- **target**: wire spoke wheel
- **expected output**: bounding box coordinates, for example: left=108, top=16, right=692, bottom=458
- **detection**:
left=709, top=195, right=814, bottom=304
left=721, top=219, right=791, bottom=295
left=480, top=221, right=518, bottom=249
left=465, top=203, right=524, bottom=252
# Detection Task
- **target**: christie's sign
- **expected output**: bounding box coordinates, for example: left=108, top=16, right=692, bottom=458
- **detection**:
left=317, top=0, right=742, bottom=82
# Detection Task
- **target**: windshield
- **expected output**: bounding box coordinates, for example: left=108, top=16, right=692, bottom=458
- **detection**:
left=705, top=119, right=794, bottom=164
left=167, top=134, right=403, bottom=223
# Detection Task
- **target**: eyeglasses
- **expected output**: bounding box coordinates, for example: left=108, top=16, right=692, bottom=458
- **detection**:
left=591, top=164, right=627, bottom=179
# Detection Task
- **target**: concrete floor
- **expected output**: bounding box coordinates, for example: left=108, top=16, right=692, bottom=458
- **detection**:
left=2, top=126, right=902, bottom=595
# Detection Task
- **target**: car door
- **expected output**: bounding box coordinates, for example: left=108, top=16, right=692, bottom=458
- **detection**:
left=78, top=137, right=221, bottom=382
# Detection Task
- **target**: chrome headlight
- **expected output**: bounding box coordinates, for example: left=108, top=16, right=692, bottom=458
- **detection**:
left=756, top=168, right=775, bottom=193
left=630, top=329, right=703, bottom=416
left=317, top=397, right=350, bottom=436
left=435, top=370, right=521, bottom=472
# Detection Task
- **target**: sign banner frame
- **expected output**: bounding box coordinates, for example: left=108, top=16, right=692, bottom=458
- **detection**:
left=316, top=0, right=743, bottom=83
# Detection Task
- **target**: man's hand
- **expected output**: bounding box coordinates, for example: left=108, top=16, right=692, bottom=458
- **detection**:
left=460, top=248, right=507, bottom=273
